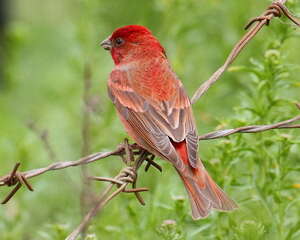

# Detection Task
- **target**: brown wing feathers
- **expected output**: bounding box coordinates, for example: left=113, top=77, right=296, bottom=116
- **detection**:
left=108, top=58, right=199, bottom=169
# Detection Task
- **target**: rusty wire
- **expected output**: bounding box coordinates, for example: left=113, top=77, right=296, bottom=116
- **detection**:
left=199, top=104, right=300, bottom=140
left=191, top=0, right=300, bottom=104
left=0, top=1, right=300, bottom=239
left=1, top=106, right=299, bottom=205
left=0, top=142, right=143, bottom=203
left=66, top=142, right=153, bottom=240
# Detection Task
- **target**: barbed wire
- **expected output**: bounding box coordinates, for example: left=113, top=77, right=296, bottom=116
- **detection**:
left=199, top=104, right=300, bottom=140
left=1, top=105, right=299, bottom=202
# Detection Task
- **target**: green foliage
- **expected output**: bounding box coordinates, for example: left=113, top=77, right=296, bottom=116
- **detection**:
left=201, top=28, right=300, bottom=240
left=156, top=220, right=185, bottom=240
left=0, top=0, right=299, bottom=240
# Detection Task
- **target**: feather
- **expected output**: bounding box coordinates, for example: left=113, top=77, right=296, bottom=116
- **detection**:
left=108, top=57, right=198, bottom=169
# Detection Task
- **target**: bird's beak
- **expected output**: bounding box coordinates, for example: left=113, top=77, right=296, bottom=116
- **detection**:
left=100, top=38, right=112, bottom=51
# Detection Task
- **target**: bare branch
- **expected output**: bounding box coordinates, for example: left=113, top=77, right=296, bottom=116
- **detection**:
left=80, top=63, right=96, bottom=235
left=191, top=0, right=300, bottom=104
left=27, top=122, right=58, bottom=161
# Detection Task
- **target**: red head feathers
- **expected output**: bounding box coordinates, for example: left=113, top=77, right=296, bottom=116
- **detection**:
left=101, top=25, right=166, bottom=64
left=110, top=25, right=152, bottom=42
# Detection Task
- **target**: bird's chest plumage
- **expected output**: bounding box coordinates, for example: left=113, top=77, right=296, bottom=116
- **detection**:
left=109, top=59, right=178, bottom=103
left=107, top=56, right=198, bottom=171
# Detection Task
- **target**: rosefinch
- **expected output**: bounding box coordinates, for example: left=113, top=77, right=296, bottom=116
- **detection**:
left=101, top=25, right=237, bottom=219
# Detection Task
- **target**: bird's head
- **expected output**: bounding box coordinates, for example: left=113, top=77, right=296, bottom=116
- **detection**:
left=100, top=25, right=166, bottom=64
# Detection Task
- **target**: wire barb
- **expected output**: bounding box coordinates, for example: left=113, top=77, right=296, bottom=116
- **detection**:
left=245, top=3, right=282, bottom=30
left=66, top=144, right=151, bottom=240
left=245, top=2, right=300, bottom=30
left=145, top=154, right=162, bottom=172
left=0, top=163, right=34, bottom=204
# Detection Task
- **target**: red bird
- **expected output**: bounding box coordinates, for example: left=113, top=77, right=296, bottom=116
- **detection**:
left=101, top=25, right=237, bottom=219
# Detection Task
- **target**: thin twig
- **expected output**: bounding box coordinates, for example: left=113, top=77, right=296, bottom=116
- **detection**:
left=191, top=0, right=299, bottom=103
left=27, top=122, right=58, bottom=161
left=81, top=63, right=92, bottom=158
left=27, top=122, right=79, bottom=194
left=80, top=64, right=95, bottom=237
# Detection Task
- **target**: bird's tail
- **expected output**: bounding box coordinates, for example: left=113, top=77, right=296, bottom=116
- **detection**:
left=176, top=166, right=238, bottom=219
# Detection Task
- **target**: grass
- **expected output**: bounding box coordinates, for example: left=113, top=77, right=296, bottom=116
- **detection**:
left=0, top=0, right=299, bottom=239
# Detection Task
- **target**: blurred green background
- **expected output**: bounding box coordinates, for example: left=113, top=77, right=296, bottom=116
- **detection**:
left=0, top=0, right=300, bottom=239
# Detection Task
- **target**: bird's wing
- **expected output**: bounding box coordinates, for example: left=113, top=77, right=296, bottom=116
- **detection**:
left=108, top=58, right=199, bottom=169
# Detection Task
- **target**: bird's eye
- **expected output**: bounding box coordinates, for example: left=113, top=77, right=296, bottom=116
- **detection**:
left=115, top=37, right=124, bottom=47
